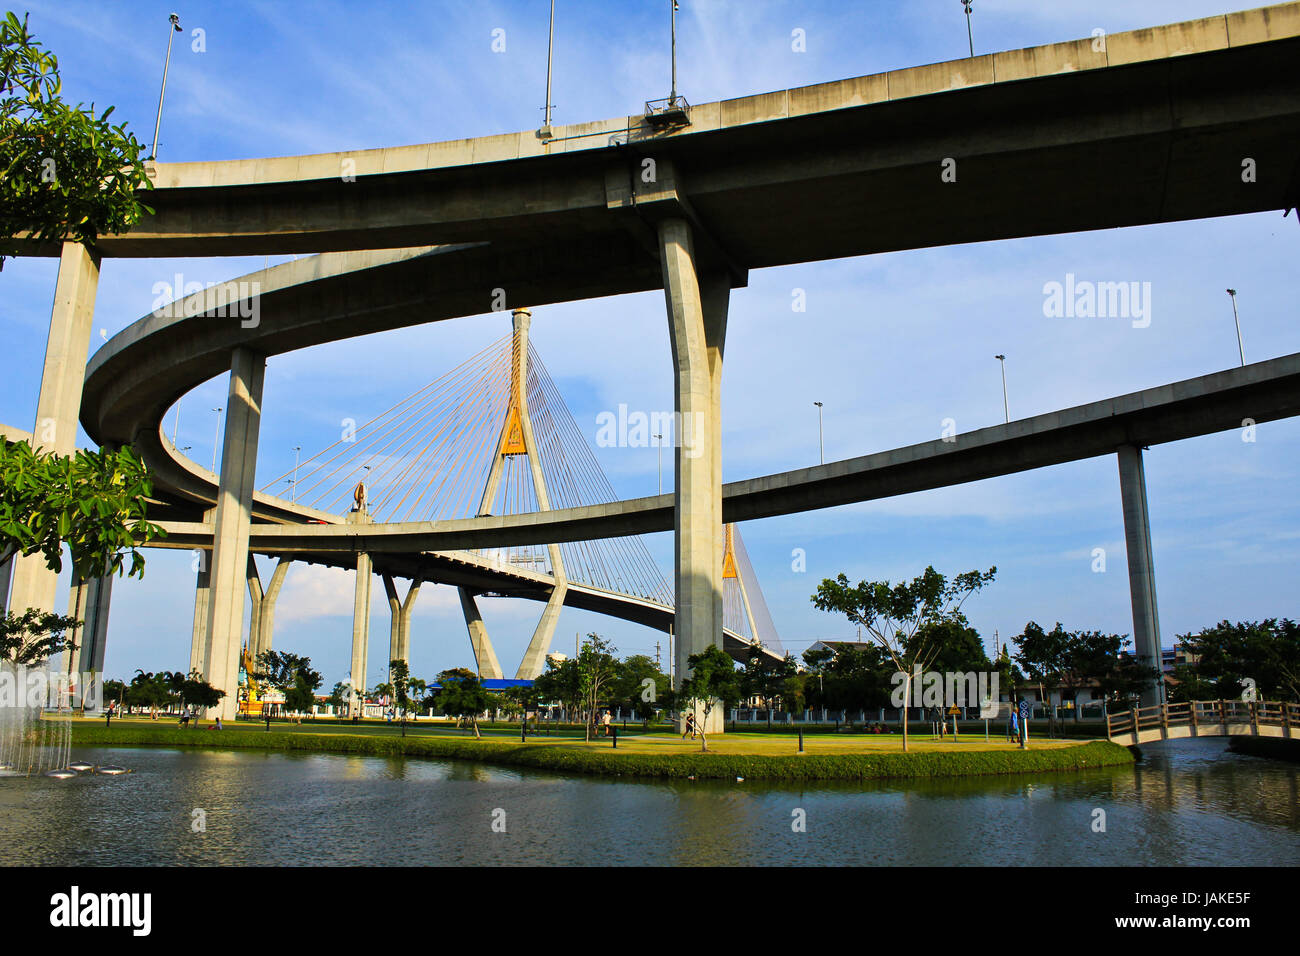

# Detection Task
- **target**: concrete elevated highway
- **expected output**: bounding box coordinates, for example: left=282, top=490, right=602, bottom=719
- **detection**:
left=4, top=3, right=1299, bottom=721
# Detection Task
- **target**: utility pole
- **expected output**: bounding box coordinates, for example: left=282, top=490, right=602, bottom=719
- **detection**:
left=1226, top=289, right=1246, bottom=366
left=995, top=354, right=1009, bottom=423
left=813, top=401, right=824, bottom=464
left=150, top=13, right=184, bottom=160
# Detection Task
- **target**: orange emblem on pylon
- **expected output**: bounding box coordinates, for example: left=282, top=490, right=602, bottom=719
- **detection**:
left=502, top=405, right=527, bottom=455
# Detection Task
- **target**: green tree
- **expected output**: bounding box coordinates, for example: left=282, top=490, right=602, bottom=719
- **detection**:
left=677, top=644, right=741, bottom=752
left=612, top=654, right=671, bottom=721
left=432, top=668, right=494, bottom=738
left=1176, top=619, right=1299, bottom=703
left=326, top=682, right=350, bottom=715
left=0, top=607, right=77, bottom=664
left=577, top=633, right=618, bottom=740
left=532, top=656, right=581, bottom=718
left=177, top=670, right=224, bottom=713
left=812, top=565, right=996, bottom=751
left=254, top=650, right=322, bottom=716
left=1, top=11, right=154, bottom=268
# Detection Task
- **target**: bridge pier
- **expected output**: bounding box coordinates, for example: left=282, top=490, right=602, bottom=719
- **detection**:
left=202, top=347, right=267, bottom=721
left=349, top=516, right=374, bottom=717
left=659, top=217, right=729, bottom=734
left=66, top=572, right=111, bottom=712
left=246, top=554, right=264, bottom=666
left=382, top=573, right=421, bottom=667
left=189, top=558, right=210, bottom=676
left=256, top=558, right=290, bottom=658
left=458, top=588, right=504, bottom=680
left=8, top=243, right=101, bottom=619
left=1118, top=444, right=1165, bottom=708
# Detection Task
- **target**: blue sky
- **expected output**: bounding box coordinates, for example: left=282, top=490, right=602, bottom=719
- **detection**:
left=3, top=0, right=1297, bottom=690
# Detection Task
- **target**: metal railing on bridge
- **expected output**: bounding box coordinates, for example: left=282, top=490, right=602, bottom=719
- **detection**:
left=1106, top=699, right=1299, bottom=744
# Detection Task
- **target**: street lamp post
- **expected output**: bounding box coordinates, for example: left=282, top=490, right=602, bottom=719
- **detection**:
left=210, top=407, right=223, bottom=472
left=654, top=434, right=663, bottom=495
left=1226, top=289, right=1246, bottom=367
left=961, top=1, right=974, bottom=57
left=291, top=446, right=302, bottom=503
left=149, top=13, right=184, bottom=160
left=813, top=402, right=824, bottom=465
left=670, top=0, right=679, bottom=107
left=994, top=355, right=1009, bottom=423
left=541, top=0, right=556, bottom=135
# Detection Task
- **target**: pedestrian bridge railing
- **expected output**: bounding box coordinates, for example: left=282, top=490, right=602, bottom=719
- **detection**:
left=1105, top=699, right=1298, bottom=746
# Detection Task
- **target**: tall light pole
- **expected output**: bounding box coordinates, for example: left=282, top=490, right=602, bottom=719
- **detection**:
left=171, top=399, right=181, bottom=447
left=210, top=407, right=223, bottom=473
left=291, top=446, right=302, bottom=503
left=150, top=13, right=183, bottom=160
left=670, top=0, right=679, bottom=106
left=1226, top=289, right=1246, bottom=367
left=541, top=0, right=556, bottom=135
left=654, top=433, right=664, bottom=495
left=961, top=1, right=974, bottom=57
left=813, top=402, right=824, bottom=464
left=994, top=355, right=1008, bottom=423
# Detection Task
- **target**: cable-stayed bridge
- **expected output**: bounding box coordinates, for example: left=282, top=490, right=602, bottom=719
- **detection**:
left=247, top=308, right=783, bottom=694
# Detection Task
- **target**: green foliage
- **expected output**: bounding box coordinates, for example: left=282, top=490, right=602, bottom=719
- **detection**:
left=678, top=644, right=742, bottom=751
left=800, top=643, right=895, bottom=713
left=0, top=11, right=154, bottom=267
left=0, top=607, right=78, bottom=663
left=0, top=441, right=164, bottom=579
left=1175, top=619, right=1300, bottom=702
left=431, top=668, right=494, bottom=738
left=254, top=650, right=322, bottom=713
left=739, top=647, right=799, bottom=711
left=577, top=633, right=618, bottom=738
left=69, top=725, right=1136, bottom=781
left=327, top=682, right=350, bottom=712
left=611, top=654, right=672, bottom=719
left=532, top=655, right=581, bottom=714
left=812, top=566, right=996, bottom=749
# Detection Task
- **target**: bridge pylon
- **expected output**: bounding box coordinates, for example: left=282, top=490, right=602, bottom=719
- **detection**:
left=459, top=307, right=569, bottom=680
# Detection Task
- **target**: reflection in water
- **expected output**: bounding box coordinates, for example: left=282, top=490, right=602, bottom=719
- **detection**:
left=0, top=738, right=1295, bottom=866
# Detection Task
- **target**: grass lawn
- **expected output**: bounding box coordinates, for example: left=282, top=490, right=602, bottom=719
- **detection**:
left=73, top=716, right=1099, bottom=758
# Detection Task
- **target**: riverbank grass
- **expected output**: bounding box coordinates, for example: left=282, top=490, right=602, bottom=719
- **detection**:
left=67, top=718, right=1132, bottom=781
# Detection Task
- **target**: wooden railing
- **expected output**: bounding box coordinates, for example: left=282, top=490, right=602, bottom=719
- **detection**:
left=1105, top=699, right=1299, bottom=741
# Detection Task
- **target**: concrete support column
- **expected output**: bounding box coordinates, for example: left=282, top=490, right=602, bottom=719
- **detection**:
left=8, top=242, right=101, bottom=617
left=658, top=217, right=728, bottom=732
left=202, top=347, right=266, bottom=720
left=382, top=573, right=401, bottom=667
left=458, top=588, right=504, bottom=679
left=0, top=554, right=12, bottom=614
left=66, top=572, right=111, bottom=711
left=258, top=558, right=290, bottom=656
left=246, top=553, right=263, bottom=663
left=189, top=559, right=211, bottom=677
left=1118, top=444, right=1165, bottom=708
left=350, top=550, right=373, bottom=717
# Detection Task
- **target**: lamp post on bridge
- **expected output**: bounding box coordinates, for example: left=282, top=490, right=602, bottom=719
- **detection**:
left=149, top=13, right=183, bottom=160
left=994, top=355, right=1008, bottom=424
left=654, top=433, right=664, bottom=495
left=291, top=446, right=302, bottom=503
left=1226, top=289, right=1246, bottom=367
left=961, top=1, right=974, bottom=58
left=210, top=407, right=223, bottom=472
left=813, top=402, right=824, bottom=465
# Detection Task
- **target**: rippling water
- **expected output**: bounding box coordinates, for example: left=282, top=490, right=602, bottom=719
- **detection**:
left=0, top=737, right=1295, bottom=866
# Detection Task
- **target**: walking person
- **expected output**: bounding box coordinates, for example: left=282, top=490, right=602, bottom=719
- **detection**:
left=1009, top=700, right=1019, bottom=744
left=602, top=710, right=612, bottom=737
left=682, top=712, right=695, bottom=740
